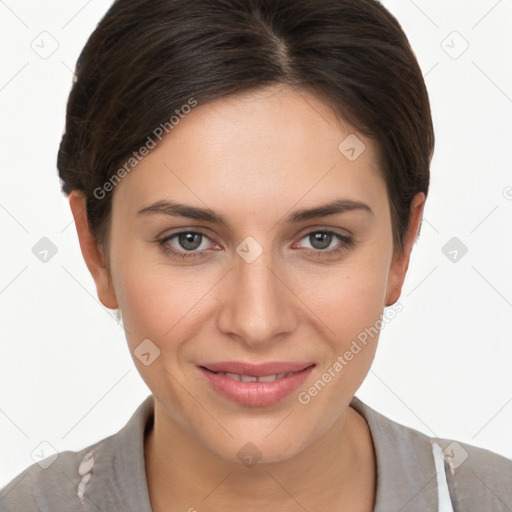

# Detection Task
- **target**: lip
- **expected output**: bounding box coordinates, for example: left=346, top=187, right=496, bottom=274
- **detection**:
left=197, top=361, right=315, bottom=407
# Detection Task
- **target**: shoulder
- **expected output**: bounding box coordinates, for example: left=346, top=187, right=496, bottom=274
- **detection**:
left=433, top=436, right=512, bottom=510
left=0, top=395, right=154, bottom=512
left=350, top=396, right=512, bottom=511
left=0, top=435, right=115, bottom=512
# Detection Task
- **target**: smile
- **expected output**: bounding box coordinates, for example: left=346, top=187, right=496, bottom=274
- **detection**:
left=198, top=364, right=315, bottom=407
left=208, top=370, right=299, bottom=382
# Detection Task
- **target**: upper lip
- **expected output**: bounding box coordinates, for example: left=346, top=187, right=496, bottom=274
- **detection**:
left=199, top=361, right=315, bottom=376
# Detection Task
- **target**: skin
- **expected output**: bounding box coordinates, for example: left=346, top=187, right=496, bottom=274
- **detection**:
left=69, top=84, right=425, bottom=511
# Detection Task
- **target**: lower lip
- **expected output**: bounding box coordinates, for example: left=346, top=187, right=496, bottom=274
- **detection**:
left=198, top=365, right=315, bottom=407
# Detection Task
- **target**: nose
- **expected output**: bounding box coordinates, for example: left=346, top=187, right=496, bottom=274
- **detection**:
left=216, top=244, right=298, bottom=348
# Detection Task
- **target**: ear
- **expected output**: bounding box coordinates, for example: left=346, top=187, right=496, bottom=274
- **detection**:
left=385, top=192, right=426, bottom=306
left=68, top=191, right=119, bottom=309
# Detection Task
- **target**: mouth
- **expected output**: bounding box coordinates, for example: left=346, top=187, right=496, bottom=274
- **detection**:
left=199, top=360, right=315, bottom=376
left=197, top=361, right=316, bottom=407
left=202, top=369, right=302, bottom=382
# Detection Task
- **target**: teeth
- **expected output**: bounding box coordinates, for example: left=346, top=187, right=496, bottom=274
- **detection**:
left=225, top=372, right=241, bottom=381
left=240, top=374, right=258, bottom=382
left=258, top=374, right=280, bottom=382
left=216, top=371, right=297, bottom=382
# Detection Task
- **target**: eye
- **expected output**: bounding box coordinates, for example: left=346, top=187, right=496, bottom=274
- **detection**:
left=157, top=231, right=215, bottom=258
left=296, top=230, right=353, bottom=256
left=156, top=229, right=353, bottom=260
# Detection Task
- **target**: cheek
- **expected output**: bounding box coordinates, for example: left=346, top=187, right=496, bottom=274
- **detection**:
left=111, top=261, right=213, bottom=410
left=295, top=246, right=392, bottom=385
left=299, top=251, right=391, bottom=338
left=114, top=261, right=209, bottom=345
left=292, top=262, right=390, bottom=426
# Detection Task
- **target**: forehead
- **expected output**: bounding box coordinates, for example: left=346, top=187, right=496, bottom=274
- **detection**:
left=112, top=84, right=386, bottom=217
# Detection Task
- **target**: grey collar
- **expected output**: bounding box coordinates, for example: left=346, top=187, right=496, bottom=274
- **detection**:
left=98, top=394, right=441, bottom=511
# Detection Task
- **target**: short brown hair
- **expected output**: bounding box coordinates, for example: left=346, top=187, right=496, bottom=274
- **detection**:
left=57, top=0, right=434, bottom=255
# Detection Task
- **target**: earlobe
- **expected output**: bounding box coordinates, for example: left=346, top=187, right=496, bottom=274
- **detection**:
left=68, top=191, right=119, bottom=310
left=385, top=192, right=426, bottom=306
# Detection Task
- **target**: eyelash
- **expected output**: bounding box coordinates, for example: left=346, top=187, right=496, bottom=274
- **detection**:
left=156, top=230, right=354, bottom=259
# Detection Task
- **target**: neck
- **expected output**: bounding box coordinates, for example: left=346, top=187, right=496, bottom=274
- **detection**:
left=144, top=400, right=376, bottom=512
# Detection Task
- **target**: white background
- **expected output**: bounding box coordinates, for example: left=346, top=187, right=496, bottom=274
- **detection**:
left=1, top=0, right=511, bottom=489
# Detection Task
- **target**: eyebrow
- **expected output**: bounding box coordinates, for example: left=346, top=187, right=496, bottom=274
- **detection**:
left=137, top=198, right=373, bottom=226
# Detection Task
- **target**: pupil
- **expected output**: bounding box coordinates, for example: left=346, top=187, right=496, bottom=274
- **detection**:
left=311, top=232, right=331, bottom=250
left=179, top=232, right=201, bottom=250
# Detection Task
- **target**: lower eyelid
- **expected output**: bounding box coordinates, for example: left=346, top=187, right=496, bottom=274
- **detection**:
left=296, top=231, right=352, bottom=247
left=158, top=230, right=352, bottom=256
left=159, top=232, right=214, bottom=252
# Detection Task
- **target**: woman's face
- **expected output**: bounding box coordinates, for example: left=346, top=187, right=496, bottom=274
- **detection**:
left=89, top=84, right=418, bottom=463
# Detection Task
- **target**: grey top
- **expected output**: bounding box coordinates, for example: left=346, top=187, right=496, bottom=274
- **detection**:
left=1, top=394, right=511, bottom=511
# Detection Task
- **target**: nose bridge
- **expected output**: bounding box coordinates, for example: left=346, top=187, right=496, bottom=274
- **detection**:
left=217, top=239, right=296, bottom=344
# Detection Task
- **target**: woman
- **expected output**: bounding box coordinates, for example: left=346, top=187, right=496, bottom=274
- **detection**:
left=1, top=0, right=510, bottom=510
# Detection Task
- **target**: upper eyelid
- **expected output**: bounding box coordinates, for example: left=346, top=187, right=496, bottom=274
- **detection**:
left=160, top=228, right=351, bottom=249
left=160, top=229, right=216, bottom=245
